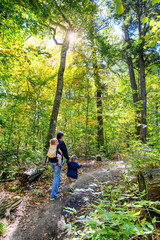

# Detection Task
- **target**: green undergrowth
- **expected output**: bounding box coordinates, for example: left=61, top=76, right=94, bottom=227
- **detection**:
left=0, top=222, right=5, bottom=236
left=66, top=182, right=160, bottom=240
left=123, top=141, right=160, bottom=170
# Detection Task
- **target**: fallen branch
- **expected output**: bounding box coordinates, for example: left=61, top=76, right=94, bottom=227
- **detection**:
left=0, top=196, right=22, bottom=218
left=0, top=178, right=13, bottom=182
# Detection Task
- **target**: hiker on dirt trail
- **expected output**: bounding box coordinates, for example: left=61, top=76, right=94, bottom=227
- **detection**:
left=67, top=154, right=82, bottom=192
left=47, top=138, right=63, bottom=200
left=49, top=132, right=70, bottom=200
left=57, top=132, right=70, bottom=165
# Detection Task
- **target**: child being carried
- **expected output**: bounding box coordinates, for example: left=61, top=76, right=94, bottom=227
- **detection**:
left=67, top=155, right=82, bottom=191
left=47, top=138, right=62, bottom=166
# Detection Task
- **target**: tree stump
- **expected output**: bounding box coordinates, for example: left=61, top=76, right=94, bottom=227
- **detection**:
left=137, top=168, right=160, bottom=201
left=19, top=165, right=47, bottom=185
left=96, top=154, right=102, bottom=161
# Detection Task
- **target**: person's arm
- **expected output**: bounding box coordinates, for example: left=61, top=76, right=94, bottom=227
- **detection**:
left=70, top=162, right=82, bottom=169
left=58, top=149, right=62, bottom=155
left=77, top=163, right=82, bottom=169
left=60, top=141, right=69, bottom=161
left=56, top=145, right=62, bottom=156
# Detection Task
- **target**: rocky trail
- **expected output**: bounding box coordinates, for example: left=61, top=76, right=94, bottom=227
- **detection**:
left=1, top=160, right=130, bottom=240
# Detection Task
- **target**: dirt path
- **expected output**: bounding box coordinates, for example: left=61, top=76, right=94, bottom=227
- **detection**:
left=5, top=160, right=128, bottom=240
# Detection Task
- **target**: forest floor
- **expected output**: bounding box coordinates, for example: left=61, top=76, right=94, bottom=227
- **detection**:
left=1, top=158, right=133, bottom=240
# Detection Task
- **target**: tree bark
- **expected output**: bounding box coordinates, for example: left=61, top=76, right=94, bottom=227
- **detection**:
left=47, top=30, right=71, bottom=144
left=124, top=24, right=139, bottom=105
left=137, top=169, right=160, bottom=201
left=96, top=87, right=104, bottom=149
left=123, top=23, right=141, bottom=136
left=91, top=42, right=104, bottom=149
left=155, top=99, right=159, bottom=126
left=139, top=47, right=147, bottom=142
left=137, top=1, right=147, bottom=142
left=85, top=78, right=89, bottom=156
left=93, top=62, right=104, bottom=149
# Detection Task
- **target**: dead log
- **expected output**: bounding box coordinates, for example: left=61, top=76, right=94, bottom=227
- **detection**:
left=137, top=168, right=160, bottom=201
left=0, top=196, right=22, bottom=218
left=19, top=165, right=47, bottom=185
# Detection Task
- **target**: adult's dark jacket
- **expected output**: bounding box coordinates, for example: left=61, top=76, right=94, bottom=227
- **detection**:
left=58, top=140, right=69, bottom=161
left=67, top=161, right=82, bottom=179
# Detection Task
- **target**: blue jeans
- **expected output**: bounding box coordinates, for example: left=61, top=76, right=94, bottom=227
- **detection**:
left=50, top=162, right=62, bottom=199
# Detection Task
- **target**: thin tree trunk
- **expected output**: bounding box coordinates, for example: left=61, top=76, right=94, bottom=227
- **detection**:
left=137, top=1, right=147, bottom=142
left=85, top=78, right=89, bottom=156
left=124, top=24, right=139, bottom=104
left=155, top=99, right=159, bottom=126
left=8, top=115, right=15, bottom=146
left=16, top=139, right=21, bottom=163
left=89, top=35, right=104, bottom=149
left=96, top=88, right=104, bottom=149
left=93, top=58, right=104, bottom=149
left=47, top=30, right=71, bottom=144
left=89, top=10, right=104, bottom=149
left=33, top=98, right=37, bottom=150
left=139, top=47, right=147, bottom=142
left=123, top=23, right=141, bottom=136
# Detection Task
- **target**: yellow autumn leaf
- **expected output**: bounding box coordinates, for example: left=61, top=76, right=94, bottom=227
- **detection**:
left=150, top=19, right=155, bottom=26
left=142, top=17, right=148, bottom=24
left=151, top=26, right=158, bottom=32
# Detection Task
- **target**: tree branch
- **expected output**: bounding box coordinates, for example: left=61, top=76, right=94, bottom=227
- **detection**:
left=144, top=52, right=151, bottom=62
left=143, top=1, right=148, bottom=37
left=25, top=35, right=32, bottom=42
left=50, top=19, right=67, bottom=31
left=40, top=22, right=65, bottom=45
left=103, top=58, right=121, bottom=77
left=53, top=0, right=73, bottom=29
left=51, top=27, right=63, bottom=45
left=145, top=63, right=158, bottom=76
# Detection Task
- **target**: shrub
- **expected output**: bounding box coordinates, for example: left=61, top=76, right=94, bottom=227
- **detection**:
left=66, top=184, right=158, bottom=239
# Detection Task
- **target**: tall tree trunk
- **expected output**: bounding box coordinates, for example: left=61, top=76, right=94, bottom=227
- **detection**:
left=138, top=1, right=147, bottom=142
left=124, top=24, right=139, bottom=104
left=85, top=78, right=89, bottom=156
left=96, top=87, right=104, bottom=149
left=139, top=47, right=147, bottom=142
left=47, top=30, right=71, bottom=144
left=89, top=22, right=104, bottom=149
left=33, top=98, right=37, bottom=150
left=123, top=23, right=141, bottom=136
left=92, top=55, right=104, bottom=149
left=155, top=98, right=159, bottom=126
left=89, top=8, right=104, bottom=149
